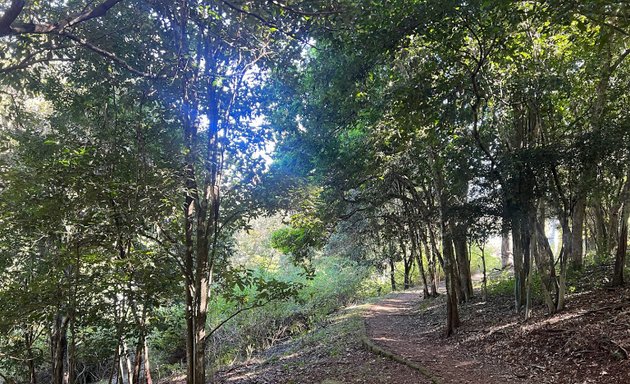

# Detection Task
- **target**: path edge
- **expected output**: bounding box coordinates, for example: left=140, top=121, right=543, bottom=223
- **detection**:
left=360, top=299, right=440, bottom=384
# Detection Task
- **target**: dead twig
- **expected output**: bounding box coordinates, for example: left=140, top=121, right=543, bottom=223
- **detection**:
left=610, top=340, right=629, bottom=359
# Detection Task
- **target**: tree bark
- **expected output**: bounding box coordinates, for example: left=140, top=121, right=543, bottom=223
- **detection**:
left=411, top=225, right=430, bottom=298
left=400, top=236, right=412, bottom=290
left=511, top=217, right=525, bottom=312
left=68, top=317, right=76, bottom=384
left=144, top=338, right=153, bottom=384
left=452, top=223, right=473, bottom=302
left=501, top=232, right=511, bottom=268
left=388, top=255, right=396, bottom=291
left=612, top=215, right=628, bottom=286
left=571, top=197, right=586, bottom=270
left=51, top=314, right=69, bottom=384
left=422, top=234, right=438, bottom=296
left=534, top=219, right=559, bottom=314
left=133, top=333, right=144, bottom=384
left=441, top=228, right=459, bottom=336
left=612, top=177, right=630, bottom=286
left=25, top=330, right=37, bottom=384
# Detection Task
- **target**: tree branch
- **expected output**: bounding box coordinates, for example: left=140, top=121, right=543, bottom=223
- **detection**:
left=221, top=0, right=314, bottom=46
left=60, top=32, right=160, bottom=78
left=2, top=0, right=125, bottom=37
left=207, top=300, right=270, bottom=338
left=0, top=0, right=24, bottom=36
left=269, top=0, right=340, bottom=17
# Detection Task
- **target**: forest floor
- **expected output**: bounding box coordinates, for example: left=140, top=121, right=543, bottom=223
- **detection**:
left=364, top=284, right=630, bottom=384
left=211, top=300, right=431, bottom=384
left=205, top=274, right=630, bottom=383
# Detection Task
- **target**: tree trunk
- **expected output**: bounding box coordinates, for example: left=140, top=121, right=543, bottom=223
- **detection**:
left=441, top=225, right=459, bottom=336
left=426, top=240, right=438, bottom=296
left=108, top=344, right=120, bottom=384
left=68, top=317, right=76, bottom=384
left=512, top=210, right=534, bottom=317
left=119, top=348, right=125, bottom=384
left=25, top=331, right=37, bottom=384
left=511, top=217, right=525, bottom=312
left=120, top=339, right=133, bottom=384
left=593, top=201, right=611, bottom=255
left=613, top=203, right=630, bottom=286
left=612, top=218, right=628, bottom=286
left=144, top=338, right=153, bottom=384
left=28, top=352, right=37, bottom=384
left=571, top=197, right=586, bottom=270
left=534, top=219, right=558, bottom=314
left=480, top=244, right=488, bottom=301
left=400, top=236, right=412, bottom=289
left=522, top=216, right=533, bottom=320
left=501, top=232, right=511, bottom=268
left=133, top=334, right=144, bottom=384
left=51, top=314, right=69, bottom=384
left=389, top=256, right=396, bottom=291
left=612, top=174, right=630, bottom=286
left=453, top=223, right=473, bottom=302
left=412, top=229, right=430, bottom=298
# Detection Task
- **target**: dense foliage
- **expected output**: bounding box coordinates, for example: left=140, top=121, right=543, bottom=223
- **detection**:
left=1, top=1, right=629, bottom=383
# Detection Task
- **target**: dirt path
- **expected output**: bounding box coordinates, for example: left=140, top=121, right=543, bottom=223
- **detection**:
left=212, top=303, right=435, bottom=384
left=364, top=291, right=525, bottom=384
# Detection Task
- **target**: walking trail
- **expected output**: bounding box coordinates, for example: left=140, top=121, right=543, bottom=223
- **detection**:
left=363, top=290, right=525, bottom=384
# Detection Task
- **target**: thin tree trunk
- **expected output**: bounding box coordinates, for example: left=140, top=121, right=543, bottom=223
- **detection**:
left=441, top=225, right=459, bottom=336
left=412, top=227, right=430, bottom=298
left=68, top=317, right=76, bottom=384
left=453, top=223, right=473, bottom=302
left=534, top=220, right=558, bottom=314
left=421, top=231, right=438, bottom=296
left=25, top=331, right=37, bottom=384
left=501, top=232, right=511, bottom=268
left=612, top=217, right=628, bottom=286
left=119, top=348, right=125, bottom=384
left=511, top=217, right=525, bottom=312
left=51, top=314, right=69, bottom=384
left=480, top=243, right=488, bottom=301
left=571, top=197, right=586, bottom=270
left=133, top=334, right=144, bottom=384
left=108, top=344, right=120, bottom=384
left=523, top=212, right=535, bottom=320
left=613, top=203, right=630, bottom=286
left=612, top=174, right=630, bottom=286
left=388, top=256, right=396, bottom=291
left=120, top=339, right=132, bottom=384
left=143, top=338, right=153, bottom=384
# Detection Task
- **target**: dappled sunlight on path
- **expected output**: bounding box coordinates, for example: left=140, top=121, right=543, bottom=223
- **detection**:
left=364, top=290, right=525, bottom=384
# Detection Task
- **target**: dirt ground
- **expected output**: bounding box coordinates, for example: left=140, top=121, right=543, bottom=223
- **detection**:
left=364, top=286, right=630, bottom=384
left=212, top=304, right=431, bottom=384
left=365, top=291, right=525, bottom=384
left=202, top=281, right=630, bottom=383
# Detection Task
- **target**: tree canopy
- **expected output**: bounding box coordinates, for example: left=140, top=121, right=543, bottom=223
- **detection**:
left=1, top=0, right=630, bottom=383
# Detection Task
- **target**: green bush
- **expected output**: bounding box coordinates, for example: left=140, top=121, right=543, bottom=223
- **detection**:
left=204, top=254, right=373, bottom=371
left=487, top=271, right=543, bottom=305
